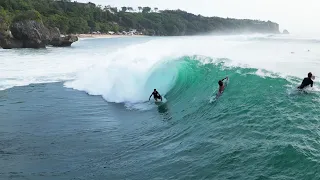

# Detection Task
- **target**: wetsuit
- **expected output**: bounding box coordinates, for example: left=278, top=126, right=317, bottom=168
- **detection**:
left=298, top=78, right=313, bottom=89
left=152, top=91, right=162, bottom=100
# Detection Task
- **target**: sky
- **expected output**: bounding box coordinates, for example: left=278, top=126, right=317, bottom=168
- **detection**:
left=77, top=0, right=320, bottom=34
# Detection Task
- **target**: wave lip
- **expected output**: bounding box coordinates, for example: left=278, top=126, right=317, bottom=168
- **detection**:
left=64, top=58, right=181, bottom=105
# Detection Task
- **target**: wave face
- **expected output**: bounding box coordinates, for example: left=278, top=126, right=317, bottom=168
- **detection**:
left=3, top=35, right=320, bottom=179
left=2, top=34, right=320, bottom=92
left=61, top=34, right=320, bottom=109
left=65, top=47, right=320, bottom=179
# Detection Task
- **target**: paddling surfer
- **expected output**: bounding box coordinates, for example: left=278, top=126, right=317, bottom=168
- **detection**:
left=298, top=72, right=314, bottom=89
left=218, top=77, right=228, bottom=94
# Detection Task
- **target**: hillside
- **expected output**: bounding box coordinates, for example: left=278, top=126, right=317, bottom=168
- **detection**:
left=0, top=0, right=280, bottom=36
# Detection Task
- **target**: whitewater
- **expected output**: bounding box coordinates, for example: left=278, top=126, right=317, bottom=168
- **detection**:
left=1, top=34, right=320, bottom=180
left=1, top=35, right=320, bottom=101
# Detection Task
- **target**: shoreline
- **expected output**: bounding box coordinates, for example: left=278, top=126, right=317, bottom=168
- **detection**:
left=77, top=34, right=147, bottom=39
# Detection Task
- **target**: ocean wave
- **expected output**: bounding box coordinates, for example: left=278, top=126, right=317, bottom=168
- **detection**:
left=2, top=34, right=319, bottom=94
left=65, top=53, right=315, bottom=111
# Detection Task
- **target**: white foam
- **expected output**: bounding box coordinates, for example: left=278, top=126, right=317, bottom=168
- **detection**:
left=2, top=34, right=320, bottom=106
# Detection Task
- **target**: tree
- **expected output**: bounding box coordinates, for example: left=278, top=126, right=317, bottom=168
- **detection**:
left=45, top=14, right=69, bottom=34
left=112, top=23, right=119, bottom=32
left=87, top=20, right=96, bottom=32
left=99, top=23, right=111, bottom=32
left=138, top=6, right=142, bottom=12
left=68, top=17, right=90, bottom=34
left=154, top=7, right=158, bottom=12
left=142, top=7, right=151, bottom=13
left=110, top=7, right=118, bottom=13
left=104, top=5, right=111, bottom=12
left=12, top=10, right=42, bottom=23
left=121, top=7, right=127, bottom=12
left=0, top=7, right=9, bottom=32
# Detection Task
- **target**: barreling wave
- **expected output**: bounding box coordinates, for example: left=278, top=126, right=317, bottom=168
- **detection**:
left=65, top=53, right=313, bottom=111
left=3, top=34, right=319, bottom=99
left=3, top=35, right=320, bottom=179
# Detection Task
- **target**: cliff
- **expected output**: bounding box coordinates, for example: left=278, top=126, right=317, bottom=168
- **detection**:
left=0, top=0, right=280, bottom=37
left=0, top=10, right=78, bottom=49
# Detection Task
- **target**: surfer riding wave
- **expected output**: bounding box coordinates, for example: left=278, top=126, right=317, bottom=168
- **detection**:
left=149, top=89, right=162, bottom=102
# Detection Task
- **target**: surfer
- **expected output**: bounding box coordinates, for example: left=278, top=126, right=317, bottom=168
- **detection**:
left=149, top=89, right=162, bottom=102
left=298, top=72, right=314, bottom=89
left=218, top=77, right=228, bottom=94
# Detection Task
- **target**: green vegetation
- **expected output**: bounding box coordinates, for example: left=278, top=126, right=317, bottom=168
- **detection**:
left=12, top=10, right=42, bottom=23
left=0, top=0, right=279, bottom=35
left=0, top=7, right=9, bottom=31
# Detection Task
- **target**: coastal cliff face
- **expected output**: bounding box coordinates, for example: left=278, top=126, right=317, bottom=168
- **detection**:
left=266, top=21, right=280, bottom=33
left=10, top=20, right=51, bottom=48
left=0, top=0, right=280, bottom=39
left=0, top=10, right=78, bottom=49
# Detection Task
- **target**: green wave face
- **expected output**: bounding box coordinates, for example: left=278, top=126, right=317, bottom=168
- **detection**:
left=143, top=56, right=320, bottom=178
left=146, top=55, right=319, bottom=122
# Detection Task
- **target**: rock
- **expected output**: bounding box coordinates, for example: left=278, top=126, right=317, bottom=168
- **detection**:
left=50, top=34, right=79, bottom=47
left=0, top=22, right=21, bottom=49
left=283, top=29, right=290, bottom=34
left=10, top=20, right=51, bottom=48
left=48, top=27, right=78, bottom=47
left=49, top=27, right=61, bottom=42
left=0, top=31, right=23, bottom=49
left=0, top=38, right=23, bottom=49
left=1, top=10, right=51, bottom=49
left=1, top=10, right=77, bottom=49
left=59, top=35, right=78, bottom=47
left=0, top=14, right=12, bottom=48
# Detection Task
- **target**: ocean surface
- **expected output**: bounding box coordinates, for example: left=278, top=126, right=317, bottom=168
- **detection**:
left=1, top=34, right=320, bottom=180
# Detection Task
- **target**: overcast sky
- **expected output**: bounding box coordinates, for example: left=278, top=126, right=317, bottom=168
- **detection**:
left=77, top=0, right=320, bottom=34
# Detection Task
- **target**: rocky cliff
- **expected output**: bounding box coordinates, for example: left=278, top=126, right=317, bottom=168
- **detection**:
left=49, top=27, right=78, bottom=47
left=10, top=20, right=51, bottom=48
left=0, top=10, right=78, bottom=49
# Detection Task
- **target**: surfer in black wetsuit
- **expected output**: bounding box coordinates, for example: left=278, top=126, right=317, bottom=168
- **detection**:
left=298, top=72, right=314, bottom=89
left=149, top=89, right=162, bottom=101
left=218, top=77, right=228, bottom=94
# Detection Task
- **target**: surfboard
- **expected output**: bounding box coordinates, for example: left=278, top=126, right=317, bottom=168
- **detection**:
left=155, top=101, right=163, bottom=105
left=153, top=97, right=167, bottom=105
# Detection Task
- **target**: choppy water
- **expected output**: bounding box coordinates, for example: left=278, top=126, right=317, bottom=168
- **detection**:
left=1, top=35, right=320, bottom=180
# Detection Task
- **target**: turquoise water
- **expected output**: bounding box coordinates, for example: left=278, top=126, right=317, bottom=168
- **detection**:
left=1, top=35, right=320, bottom=179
